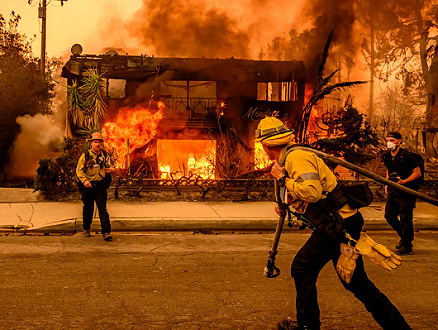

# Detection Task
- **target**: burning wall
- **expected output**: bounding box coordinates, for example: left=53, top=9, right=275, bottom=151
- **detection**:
left=62, top=56, right=306, bottom=178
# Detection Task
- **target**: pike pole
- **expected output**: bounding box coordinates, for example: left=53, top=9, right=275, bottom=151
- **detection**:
left=263, top=179, right=286, bottom=278
left=264, top=146, right=438, bottom=278
left=296, top=146, right=438, bottom=208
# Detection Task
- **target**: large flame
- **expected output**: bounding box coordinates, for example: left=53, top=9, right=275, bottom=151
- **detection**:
left=254, top=141, right=272, bottom=170
left=102, top=102, right=164, bottom=168
left=157, top=139, right=216, bottom=179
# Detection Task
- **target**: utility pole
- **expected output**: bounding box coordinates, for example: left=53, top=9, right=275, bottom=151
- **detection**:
left=369, top=22, right=375, bottom=124
left=29, top=0, right=68, bottom=76
left=39, top=0, right=46, bottom=75
left=369, top=8, right=375, bottom=124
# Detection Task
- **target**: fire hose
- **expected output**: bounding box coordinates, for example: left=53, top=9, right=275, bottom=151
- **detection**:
left=264, top=146, right=438, bottom=278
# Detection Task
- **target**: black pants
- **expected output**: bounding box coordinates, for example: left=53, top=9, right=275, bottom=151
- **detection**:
left=384, top=194, right=415, bottom=249
left=290, top=212, right=411, bottom=330
left=81, top=181, right=111, bottom=235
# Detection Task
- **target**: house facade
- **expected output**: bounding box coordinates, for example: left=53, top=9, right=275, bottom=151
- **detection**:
left=62, top=51, right=306, bottom=178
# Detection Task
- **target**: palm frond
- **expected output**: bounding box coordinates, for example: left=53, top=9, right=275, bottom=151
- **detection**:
left=67, top=80, right=85, bottom=126
left=77, top=68, right=107, bottom=129
left=320, top=69, right=339, bottom=89
left=316, top=29, right=335, bottom=82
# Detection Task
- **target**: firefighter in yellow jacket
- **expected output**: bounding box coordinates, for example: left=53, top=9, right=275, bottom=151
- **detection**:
left=76, top=132, right=115, bottom=241
left=256, top=117, right=411, bottom=330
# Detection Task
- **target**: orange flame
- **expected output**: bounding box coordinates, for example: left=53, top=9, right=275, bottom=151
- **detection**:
left=102, top=102, right=164, bottom=168
left=254, top=141, right=272, bottom=170
left=304, top=83, right=313, bottom=106
left=157, top=139, right=216, bottom=179
left=304, top=83, right=324, bottom=143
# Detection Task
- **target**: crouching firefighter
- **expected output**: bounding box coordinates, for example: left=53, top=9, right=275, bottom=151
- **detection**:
left=255, top=117, right=412, bottom=330
left=76, top=132, right=115, bottom=241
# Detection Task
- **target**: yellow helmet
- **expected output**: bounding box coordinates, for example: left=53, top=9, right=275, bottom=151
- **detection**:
left=255, top=117, right=294, bottom=144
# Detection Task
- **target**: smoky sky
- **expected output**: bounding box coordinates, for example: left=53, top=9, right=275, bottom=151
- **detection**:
left=124, top=0, right=360, bottom=75
left=265, top=0, right=357, bottom=78
left=128, top=0, right=251, bottom=59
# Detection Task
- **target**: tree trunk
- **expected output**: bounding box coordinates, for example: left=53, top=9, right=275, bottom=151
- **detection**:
left=369, top=19, right=375, bottom=123
left=414, top=5, right=438, bottom=159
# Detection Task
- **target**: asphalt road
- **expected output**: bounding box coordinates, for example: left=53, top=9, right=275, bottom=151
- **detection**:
left=0, top=231, right=437, bottom=330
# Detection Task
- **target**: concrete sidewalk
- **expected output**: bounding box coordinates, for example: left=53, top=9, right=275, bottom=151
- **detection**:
left=0, top=188, right=437, bottom=233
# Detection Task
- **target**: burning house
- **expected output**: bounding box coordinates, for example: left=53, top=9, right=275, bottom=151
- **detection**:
left=61, top=49, right=306, bottom=179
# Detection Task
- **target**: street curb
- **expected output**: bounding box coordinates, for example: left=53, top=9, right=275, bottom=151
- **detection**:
left=15, top=218, right=438, bottom=234
left=363, top=219, right=438, bottom=231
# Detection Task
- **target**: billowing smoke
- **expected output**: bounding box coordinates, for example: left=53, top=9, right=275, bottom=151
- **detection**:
left=5, top=114, right=64, bottom=179
left=83, top=0, right=370, bottom=80
left=116, top=0, right=359, bottom=63
left=84, top=0, right=301, bottom=59
left=265, top=0, right=358, bottom=80
left=127, top=0, right=251, bottom=59
left=99, top=0, right=364, bottom=86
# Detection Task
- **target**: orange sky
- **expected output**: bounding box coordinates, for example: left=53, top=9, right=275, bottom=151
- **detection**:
left=2, top=0, right=143, bottom=59
left=3, top=0, right=308, bottom=60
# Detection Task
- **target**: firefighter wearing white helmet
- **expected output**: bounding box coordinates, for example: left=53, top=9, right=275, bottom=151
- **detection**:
left=76, top=132, right=115, bottom=241
left=256, top=117, right=411, bottom=330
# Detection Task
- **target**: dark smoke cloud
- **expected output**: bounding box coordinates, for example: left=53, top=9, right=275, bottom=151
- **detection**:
left=266, top=0, right=357, bottom=81
left=128, top=0, right=251, bottom=58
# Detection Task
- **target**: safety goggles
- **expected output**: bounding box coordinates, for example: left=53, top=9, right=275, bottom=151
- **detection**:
left=255, top=124, right=293, bottom=140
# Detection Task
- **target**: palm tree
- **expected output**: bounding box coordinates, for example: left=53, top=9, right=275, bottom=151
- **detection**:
left=297, top=30, right=367, bottom=143
left=66, top=80, right=85, bottom=127
left=67, top=68, right=107, bottom=131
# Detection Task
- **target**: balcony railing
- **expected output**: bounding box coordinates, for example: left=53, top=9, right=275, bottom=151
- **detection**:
left=158, top=97, right=224, bottom=119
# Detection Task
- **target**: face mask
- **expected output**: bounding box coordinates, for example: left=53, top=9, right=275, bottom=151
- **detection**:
left=387, top=141, right=397, bottom=151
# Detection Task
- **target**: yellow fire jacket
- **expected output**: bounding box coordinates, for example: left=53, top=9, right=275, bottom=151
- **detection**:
left=280, top=145, right=357, bottom=219
left=76, top=149, right=112, bottom=183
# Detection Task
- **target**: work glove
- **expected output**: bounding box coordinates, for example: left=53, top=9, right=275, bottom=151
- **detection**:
left=354, top=233, right=402, bottom=271
left=336, top=243, right=359, bottom=284
left=274, top=204, right=287, bottom=217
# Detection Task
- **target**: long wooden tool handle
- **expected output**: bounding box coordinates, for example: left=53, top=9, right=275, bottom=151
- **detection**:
left=296, top=146, right=438, bottom=208
left=264, top=179, right=285, bottom=278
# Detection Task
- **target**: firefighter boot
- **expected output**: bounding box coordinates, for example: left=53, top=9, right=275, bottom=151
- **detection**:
left=103, top=232, right=113, bottom=241
left=277, top=318, right=318, bottom=330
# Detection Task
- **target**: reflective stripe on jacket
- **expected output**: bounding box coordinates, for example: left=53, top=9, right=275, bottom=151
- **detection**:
left=280, top=145, right=356, bottom=219
left=76, top=150, right=111, bottom=183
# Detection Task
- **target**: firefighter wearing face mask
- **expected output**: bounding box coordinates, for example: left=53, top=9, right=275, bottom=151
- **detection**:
left=256, top=117, right=411, bottom=330
left=383, top=132, right=421, bottom=255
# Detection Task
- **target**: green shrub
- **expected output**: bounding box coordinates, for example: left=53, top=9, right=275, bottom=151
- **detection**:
left=34, top=137, right=86, bottom=199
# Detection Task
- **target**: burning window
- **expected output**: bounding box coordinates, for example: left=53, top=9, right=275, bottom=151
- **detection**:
left=257, top=82, right=298, bottom=102
left=157, top=139, right=216, bottom=179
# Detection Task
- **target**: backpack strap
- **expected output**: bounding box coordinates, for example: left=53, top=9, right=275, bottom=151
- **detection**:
left=398, top=148, right=407, bottom=160
left=83, top=150, right=94, bottom=169
left=279, top=143, right=310, bottom=166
